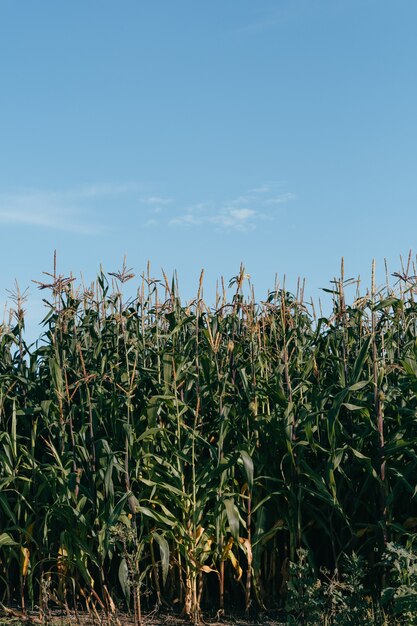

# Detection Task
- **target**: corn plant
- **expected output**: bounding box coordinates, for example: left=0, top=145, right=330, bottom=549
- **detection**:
left=1, top=258, right=417, bottom=624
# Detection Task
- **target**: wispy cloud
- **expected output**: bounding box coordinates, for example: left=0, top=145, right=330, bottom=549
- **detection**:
left=0, top=182, right=295, bottom=235
left=75, top=182, right=143, bottom=198
left=0, top=190, right=102, bottom=234
left=250, top=185, right=270, bottom=194
left=0, top=182, right=149, bottom=234
left=265, top=192, right=296, bottom=205
left=168, top=184, right=295, bottom=232
left=141, top=196, right=172, bottom=205
left=171, top=206, right=259, bottom=231
left=212, top=208, right=258, bottom=230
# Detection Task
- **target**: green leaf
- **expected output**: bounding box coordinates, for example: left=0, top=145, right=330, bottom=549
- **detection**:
left=348, top=380, right=369, bottom=392
left=342, top=403, right=363, bottom=411
left=239, top=450, right=254, bottom=491
left=137, top=506, right=175, bottom=527
left=118, top=558, right=130, bottom=603
left=0, top=532, right=17, bottom=547
left=224, top=498, right=240, bottom=539
left=153, top=532, right=170, bottom=585
left=137, top=427, right=162, bottom=441
left=351, top=337, right=371, bottom=383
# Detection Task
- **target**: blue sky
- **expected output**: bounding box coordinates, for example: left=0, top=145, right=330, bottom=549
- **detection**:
left=1, top=0, right=417, bottom=334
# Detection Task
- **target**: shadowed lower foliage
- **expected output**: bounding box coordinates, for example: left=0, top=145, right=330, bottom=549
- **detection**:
left=1, top=259, right=417, bottom=625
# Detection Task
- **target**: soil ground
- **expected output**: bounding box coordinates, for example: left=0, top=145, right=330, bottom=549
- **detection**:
left=0, top=608, right=286, bottom=626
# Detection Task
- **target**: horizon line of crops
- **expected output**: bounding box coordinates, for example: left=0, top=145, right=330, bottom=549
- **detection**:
left=1, top=255, right=417, bottom=624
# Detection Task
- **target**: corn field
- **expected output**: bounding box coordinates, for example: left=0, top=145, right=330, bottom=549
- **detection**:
left=1, top=258, right=417, bottom=624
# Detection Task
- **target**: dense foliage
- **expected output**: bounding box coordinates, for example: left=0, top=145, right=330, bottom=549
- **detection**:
left=1, top=260, right=417, bottom=624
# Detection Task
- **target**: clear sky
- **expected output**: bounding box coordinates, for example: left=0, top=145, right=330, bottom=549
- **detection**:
left=1, top=0, right=417, bottom=334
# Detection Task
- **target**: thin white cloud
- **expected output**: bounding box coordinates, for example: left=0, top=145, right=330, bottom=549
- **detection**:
left=170, top=213, right=200, bottom=226
left=0, top=182, right=166, bottom=234
left=0, top=187, right=127, bottom=234
left=211, top=208, right=258, bottom=230
left=141, top=196, right=172, bottom=205
left=76, top=182, right=143, bottom=198
left=1, top=182, right=294, bottom=235
left=168, top=184, right=294, bottom=232
left=228, top=194, right=252, bottom=204
left=251, top=186, right=270, bottom=194
left=171, top=206, right=259, bottom=231
left=0, top=191, right=101, bottom=234
left=265, top=192, right=296, bottom=205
